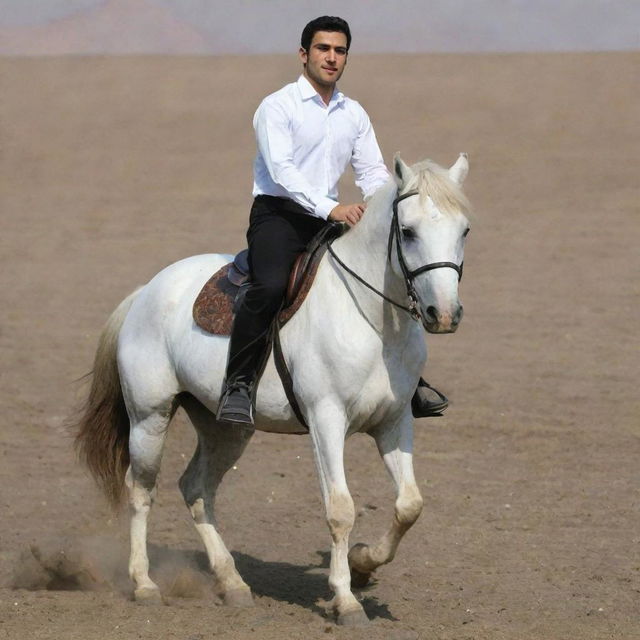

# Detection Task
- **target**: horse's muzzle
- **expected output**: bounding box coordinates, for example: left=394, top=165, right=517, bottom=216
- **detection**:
left=422, top=303, right=463, bottom=333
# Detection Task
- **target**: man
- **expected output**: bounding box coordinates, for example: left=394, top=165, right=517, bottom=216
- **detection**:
left=217, top=16, right=447, bottom=425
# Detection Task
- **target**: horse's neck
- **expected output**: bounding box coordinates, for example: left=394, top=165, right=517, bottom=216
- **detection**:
left=324, top=181, right=412, bottom=332
left=333, top=181, right=388, bottom=257
left=333, top=181, right=401, bottom=290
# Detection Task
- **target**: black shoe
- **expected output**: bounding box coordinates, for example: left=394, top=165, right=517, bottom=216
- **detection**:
left=217, top=382, right=254, bottom=425
left=411, top=378, right=448, bottom=418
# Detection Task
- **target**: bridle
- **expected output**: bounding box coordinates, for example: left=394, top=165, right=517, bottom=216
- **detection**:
left=327, top=189, right=463, bottom=322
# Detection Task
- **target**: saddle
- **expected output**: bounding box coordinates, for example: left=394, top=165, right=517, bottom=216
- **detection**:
left=193, top=223, right=343, bottom=336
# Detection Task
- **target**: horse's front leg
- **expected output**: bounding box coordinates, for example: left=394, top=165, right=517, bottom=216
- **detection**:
left=348, top=413, right=423, bottom=587
left=309, top=402, right=369, bottom=626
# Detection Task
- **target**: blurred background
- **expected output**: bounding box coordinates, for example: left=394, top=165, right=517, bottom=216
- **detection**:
left=1, top=0, right=639, bottom=55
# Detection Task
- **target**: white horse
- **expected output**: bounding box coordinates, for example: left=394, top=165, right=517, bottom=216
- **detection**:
left=74, top=153, right=471, bottom=625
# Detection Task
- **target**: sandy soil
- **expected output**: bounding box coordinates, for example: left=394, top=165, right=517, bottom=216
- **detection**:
left=0, top=52, right=638, bottom=639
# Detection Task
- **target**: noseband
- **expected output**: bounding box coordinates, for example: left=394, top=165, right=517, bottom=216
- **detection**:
left=327, top=189, right=463, bottom=322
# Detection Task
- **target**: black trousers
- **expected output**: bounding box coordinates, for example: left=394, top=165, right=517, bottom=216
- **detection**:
left=225, top=195, right=328, bottom=386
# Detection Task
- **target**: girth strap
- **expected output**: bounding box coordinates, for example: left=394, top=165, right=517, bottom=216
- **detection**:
left=268, top=223, right=343, bottom=433
left=272, top=314, right=310, bottom=432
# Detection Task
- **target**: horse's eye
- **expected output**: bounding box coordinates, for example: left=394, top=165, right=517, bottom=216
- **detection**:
left=401, top=226, right=416, bottom=240
left=463, top=227, right=471, bottom=238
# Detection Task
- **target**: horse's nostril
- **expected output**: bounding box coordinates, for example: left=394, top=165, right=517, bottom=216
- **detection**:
left=425, top=306, right=438, bottom=323
left=452, top=304, right=464, bottom=326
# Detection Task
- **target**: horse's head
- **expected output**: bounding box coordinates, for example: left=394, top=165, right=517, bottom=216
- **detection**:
left=390, top=153, right=471, bottom=334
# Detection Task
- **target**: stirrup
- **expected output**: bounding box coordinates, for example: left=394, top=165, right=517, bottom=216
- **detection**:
left=411, top=378, right=449, bottom=418
left=216, top=382, right=255, bottom=426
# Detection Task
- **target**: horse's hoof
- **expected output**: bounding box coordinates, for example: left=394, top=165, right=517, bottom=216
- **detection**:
left=348, top=543, right=373, bottom=571
left=223, top=588, right=255, bottom=608
left=134, top=586, right=164, bottom=605
left=336, top=607, right=370, bottom=626
left=350, top=567, right=372, bottom=589
left=348, top=543, right=374, bottom=587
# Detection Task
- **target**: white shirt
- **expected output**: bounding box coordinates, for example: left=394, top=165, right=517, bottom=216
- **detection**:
left=252, top=75, right=390, bottom=219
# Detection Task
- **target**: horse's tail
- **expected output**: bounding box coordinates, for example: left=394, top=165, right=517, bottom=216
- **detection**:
left=73, top=288, right=141, bottom=510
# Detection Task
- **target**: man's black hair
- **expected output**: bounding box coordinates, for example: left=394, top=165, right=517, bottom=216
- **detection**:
left=300, top=16, right=351, bottom=52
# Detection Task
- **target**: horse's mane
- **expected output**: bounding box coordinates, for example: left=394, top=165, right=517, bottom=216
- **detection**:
left=407, top=160, right=471, bottom=216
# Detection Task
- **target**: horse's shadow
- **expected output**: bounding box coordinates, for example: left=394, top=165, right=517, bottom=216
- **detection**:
left=233, top=549, right=397, bottom=621
left=150, top=545, right=397, bottom=621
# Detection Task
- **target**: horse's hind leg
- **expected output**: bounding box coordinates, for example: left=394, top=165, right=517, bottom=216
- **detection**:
left=348, top=416, right=423, bottom=587
left=126, top=406, right=174, bottom=602
left=178, top=395, right=254, bottom=606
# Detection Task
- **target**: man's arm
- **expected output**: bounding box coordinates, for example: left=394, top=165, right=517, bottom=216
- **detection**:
left=255, top=100, right=338, bottom=219
left=351, top=108, right=391, bottom=199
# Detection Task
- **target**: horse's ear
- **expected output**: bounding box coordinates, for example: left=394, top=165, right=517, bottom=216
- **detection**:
left=393, top=153, right=413, bottom=188
left=449, top=153, right=469, bottom=186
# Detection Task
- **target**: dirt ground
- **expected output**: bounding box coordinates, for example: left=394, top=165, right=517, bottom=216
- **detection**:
left=0, top=52, right=638, bottom=639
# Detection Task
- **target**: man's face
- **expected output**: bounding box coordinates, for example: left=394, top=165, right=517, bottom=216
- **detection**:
left=300, top=31, right=348, bottom=92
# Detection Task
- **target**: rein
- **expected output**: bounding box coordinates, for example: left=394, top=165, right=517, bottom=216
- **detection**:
left=326, top=243, right=417, bottom=317
left=328, top=189, right=463, bottom=322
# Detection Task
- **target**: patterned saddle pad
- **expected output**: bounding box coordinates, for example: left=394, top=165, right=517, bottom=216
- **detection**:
left=193, top=224, right=342, bottom=336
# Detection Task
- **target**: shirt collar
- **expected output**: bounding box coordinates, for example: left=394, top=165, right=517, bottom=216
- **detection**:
left=297, top=75, right=345, bottom=106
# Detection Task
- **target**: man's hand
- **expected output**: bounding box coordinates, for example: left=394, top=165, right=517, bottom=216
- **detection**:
left=328, top=203, right=365, bottom=227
